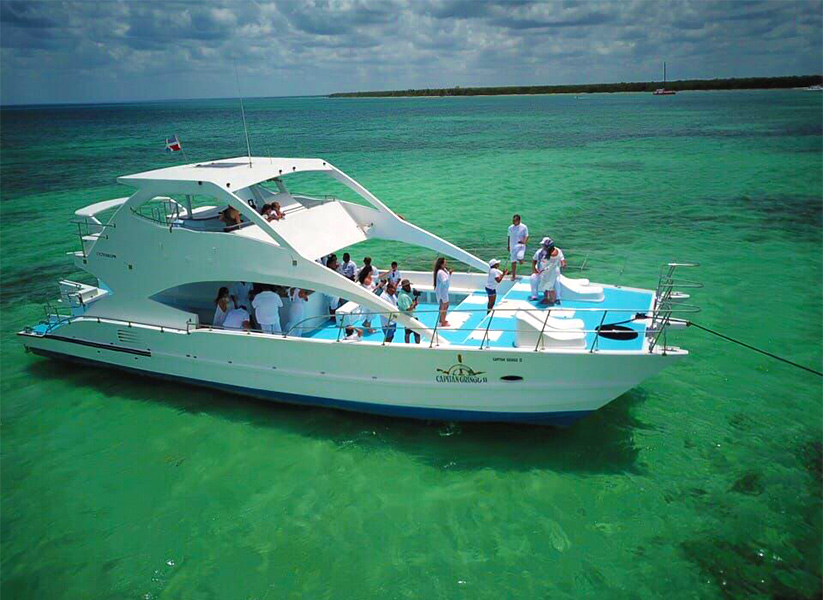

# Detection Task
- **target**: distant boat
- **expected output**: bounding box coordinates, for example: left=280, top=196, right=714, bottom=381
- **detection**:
left=805, top=84, right=823, bottom=91
left=653, top=62, right=676, bottom=96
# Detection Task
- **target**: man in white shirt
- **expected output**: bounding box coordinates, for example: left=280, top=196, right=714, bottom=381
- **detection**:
left=252, top=285, right=284, bottom=334
left=379, top=282, right=399, bottom=343
left=230, top=281, right=253, bottom=312
left=507, top=214, right=529, bottom=281
left=381, top=261, right=402, bottom=287
left=223, top=307, right=251, bottom=330
left=339, top=253, right=357, bottom=280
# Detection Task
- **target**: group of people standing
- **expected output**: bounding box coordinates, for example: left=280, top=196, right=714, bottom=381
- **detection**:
left=213, top=281, right=313, bottom=336
left=485, top=214, right=567, bottom=310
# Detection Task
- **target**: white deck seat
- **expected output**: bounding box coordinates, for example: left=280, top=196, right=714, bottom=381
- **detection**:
left=558, top=275, right=604, bottom=302
left=514, top=309, right=586, bottom=349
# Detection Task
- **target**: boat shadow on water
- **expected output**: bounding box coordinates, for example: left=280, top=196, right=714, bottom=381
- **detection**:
left=26, top=357, right=652, bottom=475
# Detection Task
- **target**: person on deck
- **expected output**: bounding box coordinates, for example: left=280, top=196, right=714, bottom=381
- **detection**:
left=397, top=279, right=421, bottom=344
left=286, top=288, right=314, bottom=336
left=340, top=253, right=357, bottom=280
left=324, top=255, right=341, bottom=316
left=485, top=258, right=508, bottom=313
left=379, top=282, right=399, bottom=343
left=537, top=237, right=566, bottom=305
left=223, top=306, right=251, bottom=330
left=270, top=201, right=285, bottom=221
left=357, top=268, right=384, bottom=333
left=380, top=261, right=402, bottom=287
left=342, top=326, right=363, bottom=342
left=507, top=214, right=529, bottom=281
left=529, top=246, right=544, bottom=301
left=252, top=285, right=284, bottom=334
left=213, top=287, right=234, bottom=327
left=230, top=281, right=253, bottom=313
left=219, top=206, right=242, bottom=231
left=362, top=257, right=380, bottom=281
left=433, top=257, right=452, bottom=327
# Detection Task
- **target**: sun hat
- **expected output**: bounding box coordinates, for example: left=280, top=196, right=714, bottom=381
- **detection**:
left=488, top=258, right=501, bottom=267
left=541, top=237, right=554, bottom=246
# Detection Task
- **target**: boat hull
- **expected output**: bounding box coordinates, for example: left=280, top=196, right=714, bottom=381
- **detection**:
left=19, top=320, right=686, bottom=426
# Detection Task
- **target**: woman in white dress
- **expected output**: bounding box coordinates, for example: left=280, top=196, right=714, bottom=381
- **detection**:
left=286, top=288, right=313, bottom=336
left=537, top=237, right=566, bottom=305
left=357, top=267, right=384, bottom=333
left=213, top=286, right=234, bottom=327
left=433, top=257, right=452, bottom=327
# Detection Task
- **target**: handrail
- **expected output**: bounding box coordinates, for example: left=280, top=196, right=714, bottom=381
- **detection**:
left=38, top=304, right=696, bottom=353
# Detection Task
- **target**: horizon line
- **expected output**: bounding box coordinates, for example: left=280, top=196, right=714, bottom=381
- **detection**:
left=3, top=72, right=821, bottom=108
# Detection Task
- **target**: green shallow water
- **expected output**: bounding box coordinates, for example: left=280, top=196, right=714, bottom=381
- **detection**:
left=1, top=91, right=821, bottom=599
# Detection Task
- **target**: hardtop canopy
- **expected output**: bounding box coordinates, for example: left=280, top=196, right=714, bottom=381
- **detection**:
left=117, top=156, right=333, bottom=191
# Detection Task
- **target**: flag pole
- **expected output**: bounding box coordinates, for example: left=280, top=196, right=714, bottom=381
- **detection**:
left=233, top=63, right=253, bottom=168
left=178, top=134, right=189, bottom=163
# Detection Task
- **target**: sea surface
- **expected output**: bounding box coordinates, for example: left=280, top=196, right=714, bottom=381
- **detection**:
left=1, top=91, right=821, bottom=599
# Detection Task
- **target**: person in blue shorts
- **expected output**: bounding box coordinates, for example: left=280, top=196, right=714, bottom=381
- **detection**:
left=485, top=258, right=508, bottom=313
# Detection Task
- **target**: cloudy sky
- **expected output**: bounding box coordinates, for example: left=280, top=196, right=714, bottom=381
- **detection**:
left=1, top=0, right=821, bottom=105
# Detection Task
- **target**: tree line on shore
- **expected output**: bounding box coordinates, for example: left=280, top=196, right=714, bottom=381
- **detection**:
left=329, top=75, right=823, bottom=98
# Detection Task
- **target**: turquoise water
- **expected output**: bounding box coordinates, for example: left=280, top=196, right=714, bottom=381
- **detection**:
left=1, top=91, right=821, bottom=598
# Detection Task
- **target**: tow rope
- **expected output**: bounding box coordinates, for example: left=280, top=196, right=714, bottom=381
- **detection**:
left=688, top=321, right=823, bottom=377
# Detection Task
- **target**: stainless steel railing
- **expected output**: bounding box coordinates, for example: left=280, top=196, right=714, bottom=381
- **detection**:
left=650, top=262, right=702, bottom=353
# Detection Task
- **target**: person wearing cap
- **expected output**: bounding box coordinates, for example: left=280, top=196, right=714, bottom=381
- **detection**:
left=397, top=279, right=421, bottom=344
left=537, top=237, right=566, bottom=305
left=507, top=214, right=529, bottom=281
left=485, top=258, right=508, bottom=313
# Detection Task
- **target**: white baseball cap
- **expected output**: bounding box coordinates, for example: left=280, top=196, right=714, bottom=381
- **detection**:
left=488, top=258, right=501, bottom=267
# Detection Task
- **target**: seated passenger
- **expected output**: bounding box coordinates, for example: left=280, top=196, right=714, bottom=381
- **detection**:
left=252, top=284, right=284, bottom=334
left=340, top=253, right=357, bottom=280
left=271, top=201, right=286, bottom=221
left=342, top=326, right=363, bottom=342
left=213, top=287, right=234, bottom=327
left=223, top=306, right=251, bottom=330
left=219, top=206, right=242, bottom=231
left=260, top=203, right=273, bottom=219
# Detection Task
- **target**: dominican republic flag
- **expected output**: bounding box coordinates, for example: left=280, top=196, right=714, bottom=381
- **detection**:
left=165, top=135, right=182, bottom=152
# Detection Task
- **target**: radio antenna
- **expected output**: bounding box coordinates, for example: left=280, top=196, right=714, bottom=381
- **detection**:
left=233, top=62, right=252, bottom=168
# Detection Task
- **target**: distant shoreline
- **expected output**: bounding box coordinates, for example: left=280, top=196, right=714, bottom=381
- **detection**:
left=329, top=75, right=823, bottom=98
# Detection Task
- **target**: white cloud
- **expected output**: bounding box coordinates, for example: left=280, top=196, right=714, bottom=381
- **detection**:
left=0, top=0, right=820, bottom=104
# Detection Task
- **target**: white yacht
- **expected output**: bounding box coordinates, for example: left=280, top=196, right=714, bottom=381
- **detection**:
left=19, top=156, right=698, bottom=426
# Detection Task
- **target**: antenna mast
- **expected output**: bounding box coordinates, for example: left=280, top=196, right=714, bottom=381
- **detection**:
left=234, top=63, right=253, bottom=168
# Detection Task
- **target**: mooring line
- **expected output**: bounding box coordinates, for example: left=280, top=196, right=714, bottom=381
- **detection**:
left=688, top=322, right=823, bottom=377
